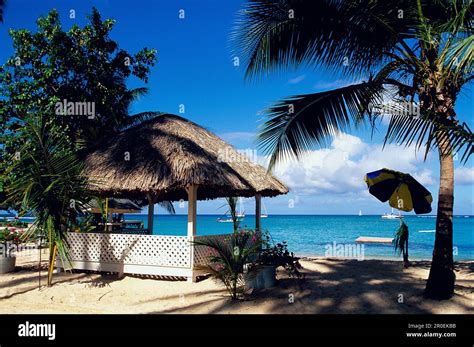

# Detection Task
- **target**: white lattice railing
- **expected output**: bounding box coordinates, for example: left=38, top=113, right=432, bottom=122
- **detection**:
left=60, top=232, right=193, bottom=278
left=58, top=232, right=238, bottom=279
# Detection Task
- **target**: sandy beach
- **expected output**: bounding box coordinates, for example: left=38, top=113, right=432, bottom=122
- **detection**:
left=1, top=249, right=472, bottom=314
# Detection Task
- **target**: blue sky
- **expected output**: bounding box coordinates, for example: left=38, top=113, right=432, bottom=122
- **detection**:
left=0, top=0, right=473, bottom=215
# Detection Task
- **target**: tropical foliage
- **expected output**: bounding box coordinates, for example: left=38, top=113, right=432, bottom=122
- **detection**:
left=0, top=218, right=28, bottom=228
left=193, top=229, right=261, bottom=300
left=394, top=221, right=410, bottom=267
left=259, top=231, right=303, bottom=279
left=0, top=8, right=158, bottom=147
left=221, top=197, right=241, bottom=231
left=3, top=117, right=93, bottom=285
left=0, top=8, right=159, bottom=209
left=0, top=8, right=159, bottom=285
left=232, top=0, right=473, bottom=299
left=0, top=228, right=25, bottom=257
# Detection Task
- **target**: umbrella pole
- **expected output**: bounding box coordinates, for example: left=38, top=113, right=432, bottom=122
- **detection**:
left=406, top=235, right=409, bottom=265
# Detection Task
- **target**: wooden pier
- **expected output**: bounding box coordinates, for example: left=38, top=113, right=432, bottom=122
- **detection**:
left=355, top=236, right=394, bottom=244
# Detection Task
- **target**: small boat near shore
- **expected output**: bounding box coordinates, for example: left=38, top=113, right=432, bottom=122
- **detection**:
left=217, top=198, right=245, bottom=223
left=381, top=208, right=403, bottom=219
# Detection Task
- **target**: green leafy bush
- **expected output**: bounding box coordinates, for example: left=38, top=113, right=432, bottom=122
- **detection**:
left=193, top=228, right=261, bottom=300
left=259, top=231, right=303, bottom=279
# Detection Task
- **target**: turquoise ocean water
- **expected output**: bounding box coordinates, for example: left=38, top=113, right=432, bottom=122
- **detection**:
left=126, top=214, right=473, bottom=261
left=3, top=214, right=472, bottom=260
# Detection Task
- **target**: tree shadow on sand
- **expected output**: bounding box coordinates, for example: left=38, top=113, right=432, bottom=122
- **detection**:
left=147, top=259, right=472, bottom=314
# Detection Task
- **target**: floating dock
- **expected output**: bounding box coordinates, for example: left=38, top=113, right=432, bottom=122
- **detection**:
left=355, top=236, right=394, bottom=244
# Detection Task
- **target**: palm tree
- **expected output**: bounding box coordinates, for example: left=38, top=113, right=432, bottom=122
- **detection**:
left=222, top=197, right=241, bottom=232
left=5, top=116, right=93, bottom=286
left=232, top=0, right=473, bottom=299
left=193, top=230, right=261, bottom=299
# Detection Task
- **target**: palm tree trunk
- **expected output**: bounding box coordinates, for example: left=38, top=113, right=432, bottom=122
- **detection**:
left=232, top=276, right=238, bottom=300
left=425, top=140, right=455, bottom=299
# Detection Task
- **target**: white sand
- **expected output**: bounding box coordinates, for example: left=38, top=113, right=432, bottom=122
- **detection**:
left=0, top=249, right=472, bottom=314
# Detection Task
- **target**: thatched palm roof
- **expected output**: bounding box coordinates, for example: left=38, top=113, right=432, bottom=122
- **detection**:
left=82, top=114, right=288, bottom=201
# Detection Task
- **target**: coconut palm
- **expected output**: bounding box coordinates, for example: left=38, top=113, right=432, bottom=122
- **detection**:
left=5, top=117, right=93, bottom=286
left=220, top=197, right=241, bottom=231
left=232, top=0, right=473, bottom=299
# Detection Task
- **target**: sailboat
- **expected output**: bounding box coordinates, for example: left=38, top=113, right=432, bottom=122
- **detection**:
left=261, top=200, right=268, bottom=218
left=236, top=197, right=245, bottom=219
left=381, top=208, right=403, bottom=219
left=358, top=210, right=362, bottom=216
left=217, top=198, right=245, bottom=223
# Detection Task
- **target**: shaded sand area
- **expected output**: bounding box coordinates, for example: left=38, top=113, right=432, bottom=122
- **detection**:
left=1, top=250, right=472, bottom=314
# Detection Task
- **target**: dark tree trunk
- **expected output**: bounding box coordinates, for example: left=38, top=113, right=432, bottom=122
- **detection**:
left=403, top=234, right=409, bottom=268
left=425, top=140, right=455, bottom=299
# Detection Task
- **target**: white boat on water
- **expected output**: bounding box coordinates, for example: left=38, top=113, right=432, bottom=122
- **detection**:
left=261, top=201, right=268, bottom=218
left=381, top=208, right=403, bottom=219
left=358, top=210, right=362, bottom=216
left=217, top=198, right=245, bottom=223
left=217, top=217, right=244, bottom=223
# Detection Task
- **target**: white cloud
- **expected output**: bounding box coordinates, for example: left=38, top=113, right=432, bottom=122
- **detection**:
left=412, top=169, right=436, bottom=186
left=268, top=133, right=436, bottom=197
left=455, top=167, right=474, bottom=185
left=288, top=75, right=306, bottom=84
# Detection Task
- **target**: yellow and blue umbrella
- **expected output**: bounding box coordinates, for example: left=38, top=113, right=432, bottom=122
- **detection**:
left=364, top=168, right=433, bottom=214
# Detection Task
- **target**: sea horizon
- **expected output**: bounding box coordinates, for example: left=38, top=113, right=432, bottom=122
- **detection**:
left=3, top=213, right=472, bottom=261
left=3, top=213, right=473, bottom=217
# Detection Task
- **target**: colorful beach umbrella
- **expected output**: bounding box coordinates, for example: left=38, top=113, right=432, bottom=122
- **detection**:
left=364, top=168, right=433, bottom=214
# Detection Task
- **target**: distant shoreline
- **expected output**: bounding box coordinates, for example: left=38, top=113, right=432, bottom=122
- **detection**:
left=297, top=254, right=474, bottom=262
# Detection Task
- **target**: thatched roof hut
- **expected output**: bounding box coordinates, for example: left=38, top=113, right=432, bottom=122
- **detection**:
left=76, top=115, right=288, bottom=281
left=82, top=114, right=288, bottom=202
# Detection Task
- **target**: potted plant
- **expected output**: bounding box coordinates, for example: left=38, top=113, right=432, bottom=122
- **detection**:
left=0, top=219, right=28, bottom=229
left=243, top=262, right=264, bottom=292
left=256, top=232, right=303, bottom=288
left=0, top=228, right=22, bottom=273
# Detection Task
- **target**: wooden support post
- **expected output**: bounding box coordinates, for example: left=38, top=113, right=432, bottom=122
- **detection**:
left=108, top=211, right=113, bottom=232
left=186, top=184, right=198, bottom=283
left=255, top=194, right=262, bottom=232
left=147, top=194, right=155, bottom=235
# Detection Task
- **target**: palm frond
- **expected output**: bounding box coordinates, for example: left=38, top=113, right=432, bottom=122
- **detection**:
left=128, top=87, right=149, bottom=100
left=193, top=231, right=261, bottom=299
left=4, top=117, right=93, bottom=285
left=384, top=110, right=473, bottom=162
left=394, top=220, right=409, bottom=255
left=119, top=111, right=164, bottom=131
left=157, top=201, right=175, bottom=214
left=258, top=81, right=385, bottom=169
left=231, top=0, right=422, bottom=79
left=444, top=34, right=474, bottom=76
